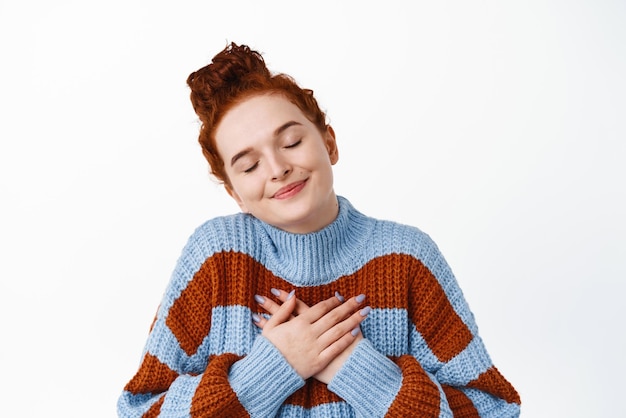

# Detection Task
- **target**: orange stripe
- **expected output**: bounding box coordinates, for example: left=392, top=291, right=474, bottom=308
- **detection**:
left=386, top=355, right=441, bottom=416
left=334, top=254, right=473, bottom=362
left=468, top=366, right=521, bottom=405
left=166, top=253, right=219, bottom=356
left=285, top=379, right=343, bottom=408
left=441, top=385, right=480, bottom=417
left=404, top=255, right=474, bottom=362
left=167, top=251, right=473, bottom=360
left=124, top=352, right=179, bottom=395
left=166, top=251, right=353, bottom=356
left=143, top=396, right=164, bottom=418
left=191, top=353, right=249, bottom=417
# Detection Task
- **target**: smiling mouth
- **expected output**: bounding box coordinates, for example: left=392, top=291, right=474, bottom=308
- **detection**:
left=272, top=179, right=308, bottom=199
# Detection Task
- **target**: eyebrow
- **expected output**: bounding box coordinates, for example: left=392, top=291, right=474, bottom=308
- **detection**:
left=274, top=120, right=302, bottom=137
left=229, top=121, right=303, bottom=167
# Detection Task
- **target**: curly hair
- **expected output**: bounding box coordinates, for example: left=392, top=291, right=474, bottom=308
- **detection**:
left=187, top=42, right=328, bottom=185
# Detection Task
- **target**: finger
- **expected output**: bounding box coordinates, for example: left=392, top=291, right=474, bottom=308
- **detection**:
left=255, top=293, right=287, bottom=316
left=263, top=290, right=297, bottom=329
left=270, top=288, right=312, bottom=314
left=318, top=325, right=365, bottom=365
left=318, top=305, right=370, bottom=347
left=300, top=294, right=346, bottom=323
left=251, top=312, right=268, bottom=329
left=307, top=293, right=366, bottom=327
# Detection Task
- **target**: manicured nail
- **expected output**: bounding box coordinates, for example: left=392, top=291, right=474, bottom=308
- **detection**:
left=252, top=313, right=261, bottom=323
left=287, top=289, right=295, bottom=300
left=335, top=291, right=345, bottom=302
left=351, top=327, right=360, bottom=337
left=254, top=295, right=265, bottom=304
left=270, top=288, right=281, bottom=297
left=360, top=306, right=371, bottom=316
left=356, top=294, right=366, bottom=304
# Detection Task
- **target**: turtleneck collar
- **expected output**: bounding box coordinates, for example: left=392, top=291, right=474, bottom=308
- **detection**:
left=254, top=196, right=375, bottom=286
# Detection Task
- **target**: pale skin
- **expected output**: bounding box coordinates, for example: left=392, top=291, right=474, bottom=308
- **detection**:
left=214, top=93, right=368, bottom=384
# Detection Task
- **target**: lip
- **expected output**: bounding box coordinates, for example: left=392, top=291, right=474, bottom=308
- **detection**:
left=272, top=179, right=308, bottom=199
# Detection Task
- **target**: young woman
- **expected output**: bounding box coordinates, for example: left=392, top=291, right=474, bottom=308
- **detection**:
left=118, top=43, right=521, bottom=417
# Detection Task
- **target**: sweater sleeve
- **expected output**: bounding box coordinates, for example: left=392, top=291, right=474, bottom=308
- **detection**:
left=117, top=334, right=304, bottom=417
left=117, top=225, right=305, bottom=417
left=328, top=236, right=521, bottom=417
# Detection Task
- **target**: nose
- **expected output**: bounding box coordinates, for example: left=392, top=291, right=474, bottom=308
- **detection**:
left=269, top=154, right=291, bottom=181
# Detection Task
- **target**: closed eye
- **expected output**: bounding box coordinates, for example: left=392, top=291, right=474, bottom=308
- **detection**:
left=285, top=139, right=302, bottom=148
left=243, top=161, right=259, bottom=173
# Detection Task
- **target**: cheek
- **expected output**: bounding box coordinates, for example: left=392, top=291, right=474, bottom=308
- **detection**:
left=232, top=176, right=266, bottom=200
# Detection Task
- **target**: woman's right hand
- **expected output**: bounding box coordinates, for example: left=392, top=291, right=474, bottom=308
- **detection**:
left=253, top=290, right=369, bottom=380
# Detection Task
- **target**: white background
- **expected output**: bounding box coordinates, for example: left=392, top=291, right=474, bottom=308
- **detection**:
left=1, top=1, right=624, bottom=416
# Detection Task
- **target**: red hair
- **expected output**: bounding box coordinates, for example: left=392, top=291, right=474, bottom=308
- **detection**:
left=187, top=42, right=328, bottom=185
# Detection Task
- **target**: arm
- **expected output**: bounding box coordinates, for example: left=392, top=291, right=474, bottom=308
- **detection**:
left=118, top=330, right=304, bottom=417
left=328, top=245, right=521, bottom=417
left=119, top=292, right=366, bottom=417
left=117, top=231, right=306, bottom=417
left=327, top=338, right=520, bottom=417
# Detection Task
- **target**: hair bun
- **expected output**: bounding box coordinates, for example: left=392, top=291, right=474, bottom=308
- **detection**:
left=209, top=43, right=270, bottom=84
left=187, top=42, right=270, bottom=119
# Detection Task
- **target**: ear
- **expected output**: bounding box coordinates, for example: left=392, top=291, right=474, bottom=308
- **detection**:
left=224, top=184, right=249, bottom=213
left=324, top=125, right=339, bottom=165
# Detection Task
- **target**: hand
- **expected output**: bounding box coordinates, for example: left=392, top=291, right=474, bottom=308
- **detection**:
left=314, top=328, right=363, bottom=384
left=253, top=289, right=369, bottom=382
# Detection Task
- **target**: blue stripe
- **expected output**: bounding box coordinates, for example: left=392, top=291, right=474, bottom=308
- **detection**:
left=362, top=308, right=409, bottom=357
left=144, top=317, right=190, bottom=372
left=159, top=374, right=201, bottom=417
left=409, top=322, right=444, bottom=372
left=365, top=309, right=491, bottom=386
left=170, top=197, right=455, bottom=288
left=117, top=392, right=162, bottom=417
left=146, top=305, right=260, bottom=374
left=438, top=336, right=493, bottom=385
left=207, top=305, right=259, bottom=356
left=462, top=388, right=521, bottom=417
left=278, top=402, right=355, bottom=417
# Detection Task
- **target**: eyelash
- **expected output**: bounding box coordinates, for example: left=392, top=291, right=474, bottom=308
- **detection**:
left=244, top=162, right=259, bottom=173
left=285, top=139, right=302, bottom=148
left=242, top=139, right=302, bottom=173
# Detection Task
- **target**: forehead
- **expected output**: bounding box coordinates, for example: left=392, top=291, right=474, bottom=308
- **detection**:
left=215, top=94, right=308, bottom=146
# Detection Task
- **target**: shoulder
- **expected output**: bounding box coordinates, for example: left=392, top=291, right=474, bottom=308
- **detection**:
left=169, top=212, right=259, bottom=274
left=370, top=217, right=439, bottom=255
left=159, top=212, right=259, bottom=305
left=341, top=197, right=443, bottom=266
left=363, top=215, right=452, bottom=278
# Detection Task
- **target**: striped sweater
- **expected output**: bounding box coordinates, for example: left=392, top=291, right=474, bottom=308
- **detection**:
left=118, top=196, right=520, bottom=417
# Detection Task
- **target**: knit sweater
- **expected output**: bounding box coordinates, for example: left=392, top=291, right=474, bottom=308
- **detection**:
left=118, top=196, right=520, bottom=417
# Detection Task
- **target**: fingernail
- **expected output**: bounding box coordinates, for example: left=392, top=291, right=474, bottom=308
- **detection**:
left=270, top=288, right=281, bottom=297
left=360, top=306, right=371, bottom=316
left=252, top=313, right=261, bottom=323
left=356, top=294, right=366, bottom=304
left=287, top=289, right=295, bottom=300
left=335, top=291, right=345, bottom=302
left=254, top=294, right=265, bottom=304
left=351, top=327, right=360, bottom=337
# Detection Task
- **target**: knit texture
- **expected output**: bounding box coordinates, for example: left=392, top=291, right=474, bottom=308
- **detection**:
left=118, top=196, right=520, bottom=417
